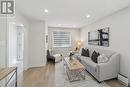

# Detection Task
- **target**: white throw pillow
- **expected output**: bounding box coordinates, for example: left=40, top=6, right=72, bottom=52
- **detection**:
left=98, top=54, right=109, bottom=63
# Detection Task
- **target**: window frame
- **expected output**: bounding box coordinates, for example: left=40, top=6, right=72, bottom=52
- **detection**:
left=52, top=31, right=71, bottom=48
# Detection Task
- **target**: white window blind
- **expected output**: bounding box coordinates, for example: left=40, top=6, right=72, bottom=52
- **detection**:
left=53, top=31, right=71, bottom=47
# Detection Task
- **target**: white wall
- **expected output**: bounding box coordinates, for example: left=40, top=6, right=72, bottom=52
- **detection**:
left=48, top=27, right=80, bottom=56
left=8, top=22, right=18, bottom=66
left=0, top=17, right=7, bottom=67
left=7, top=11, right=30, bottom=70
left=0, top=11, right=30, bottom=87
left=80, top=7, right=130, bottom=82
left=45, top=23, right=48, bottom=61
left=0, top=12, right=30, bottom=69
left=7, top=12, right=30, bottom=87
left=29, top=20, right=47, bottom=67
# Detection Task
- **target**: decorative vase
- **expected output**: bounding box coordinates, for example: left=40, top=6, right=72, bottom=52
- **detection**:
left=69, top=51, right=74, bottom=60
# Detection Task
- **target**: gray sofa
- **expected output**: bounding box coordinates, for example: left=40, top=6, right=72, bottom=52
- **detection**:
left=78, top=47, right=120, bottom=82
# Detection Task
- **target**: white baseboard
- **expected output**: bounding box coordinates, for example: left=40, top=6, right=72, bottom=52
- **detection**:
left=118, top=74, right=128, bottom=86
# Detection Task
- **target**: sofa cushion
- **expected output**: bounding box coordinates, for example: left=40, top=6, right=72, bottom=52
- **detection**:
left=85, top=58, right=97, bottom=69
left=80, top=56, right=97, bottom=69
left=91, top=51, right=100, bottom=63
left=80, top=56, right=88, bottom=62
left=81, top=48, right=89, bottom=57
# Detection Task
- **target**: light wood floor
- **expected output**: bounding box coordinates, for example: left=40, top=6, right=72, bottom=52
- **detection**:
left=23, top=62, right=126, bottom=87
left=23, top=62, right=55, bottom=87
left=106, top=79, right=126, bottom=87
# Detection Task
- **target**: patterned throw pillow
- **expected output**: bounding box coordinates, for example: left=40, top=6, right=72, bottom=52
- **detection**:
left=81, top=48, right=90, bottom=57
left=91, top=51, right=100, bottom=63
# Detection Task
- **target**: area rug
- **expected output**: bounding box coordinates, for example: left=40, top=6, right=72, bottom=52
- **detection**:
left=55, top=61, right=110, bottom=87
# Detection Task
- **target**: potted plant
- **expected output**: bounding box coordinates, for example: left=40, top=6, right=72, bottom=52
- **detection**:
left=69, top=51, right=74, bottom=60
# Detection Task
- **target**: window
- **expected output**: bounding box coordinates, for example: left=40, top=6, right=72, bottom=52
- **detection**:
left=52, top=31, right=71, bottom=47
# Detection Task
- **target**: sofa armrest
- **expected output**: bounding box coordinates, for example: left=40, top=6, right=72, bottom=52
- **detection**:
left=97, top=53, right=120, bottom=81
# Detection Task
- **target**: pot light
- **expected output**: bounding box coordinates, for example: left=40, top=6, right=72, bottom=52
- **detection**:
left=86, top=14, right=90, bottom=18
left=44, top=9, right=49, bottom=13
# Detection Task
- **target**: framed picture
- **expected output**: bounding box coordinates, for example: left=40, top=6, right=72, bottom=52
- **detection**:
left=88, top=27, right=109, bottom=47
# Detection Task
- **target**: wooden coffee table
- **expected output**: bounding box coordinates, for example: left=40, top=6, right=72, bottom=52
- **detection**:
left=63, top=57, right=85, bottom=82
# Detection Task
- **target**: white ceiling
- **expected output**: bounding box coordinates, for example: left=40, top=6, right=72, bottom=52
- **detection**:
left=16, top=0, right=130, bottom=28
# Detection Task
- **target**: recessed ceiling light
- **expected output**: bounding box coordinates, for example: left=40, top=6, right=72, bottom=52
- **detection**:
left=86, top=14, right=90, bottom=18
left=44, top=9, right=49, bottom=13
